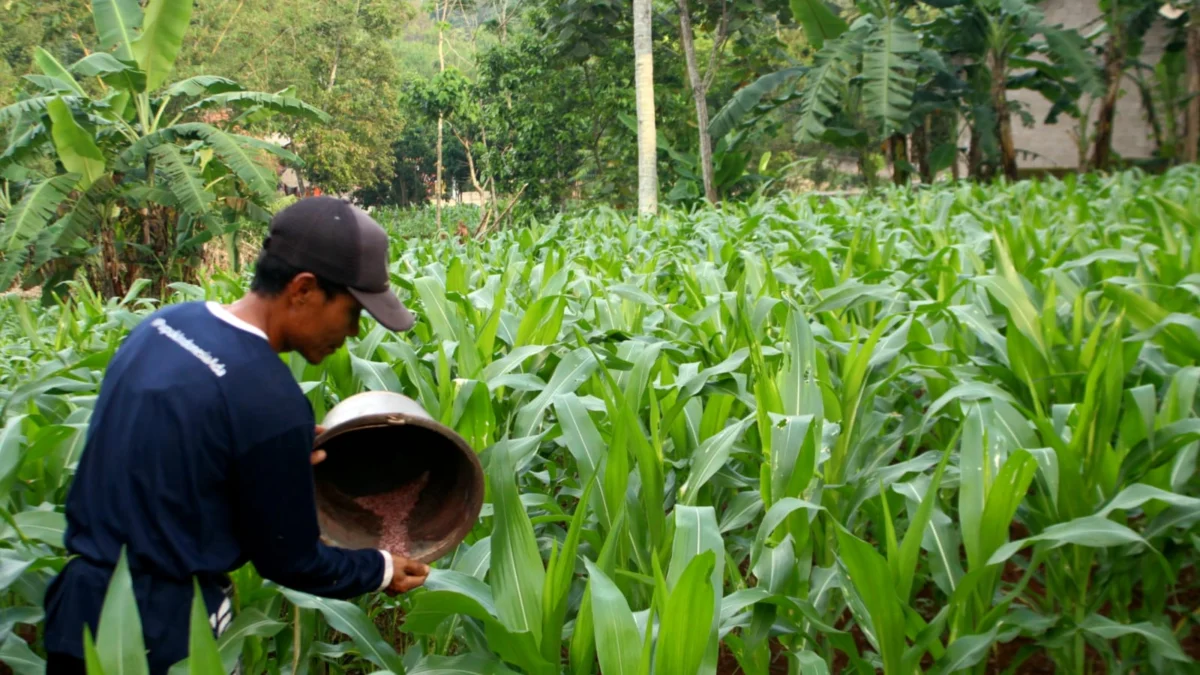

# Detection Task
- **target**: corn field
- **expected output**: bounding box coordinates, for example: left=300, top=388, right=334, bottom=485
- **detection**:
left=1, top=168, right=1199, bottom=674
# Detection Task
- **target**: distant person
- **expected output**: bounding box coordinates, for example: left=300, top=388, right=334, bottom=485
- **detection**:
left=42, top=197, right=428, bottom=674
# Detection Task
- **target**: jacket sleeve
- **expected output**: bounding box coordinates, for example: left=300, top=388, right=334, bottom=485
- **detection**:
left=231, top=423, right=390, bottom=598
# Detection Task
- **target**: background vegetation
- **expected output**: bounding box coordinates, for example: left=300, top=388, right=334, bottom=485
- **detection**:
left=0, top=0, right=1198, bottom=674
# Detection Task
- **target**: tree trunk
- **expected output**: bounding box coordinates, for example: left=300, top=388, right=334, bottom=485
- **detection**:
left=453, top=129, right=487, bottom=208
left=100, top=221, right=121, bottom=299
left=1187, top=20, right=1200, bottom=163
left=951, top=112, right=961, bottom=180
left=435, top=0, right=448, bottom=229
left=633, top=0, right=658, bottom=216
left=889, top=133, right=910, bottom=186
left=1136, top=78, right=1164, bottom=157
left=968, top=120, right=983, bottom=180
left=988, top=49, right=1018, bottom=181
left=327, top=0, right=362, bottom=91
left=912, top=115, right=932, bottom=183
left=676, top=0, right=717, bottom=203
left=1092, top=25, right=1123, bottom=171
left=858, top=151, right=875, bottom=188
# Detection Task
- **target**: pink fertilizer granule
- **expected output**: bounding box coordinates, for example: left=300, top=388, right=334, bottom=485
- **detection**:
left=353, top=471, right=430, bottom=557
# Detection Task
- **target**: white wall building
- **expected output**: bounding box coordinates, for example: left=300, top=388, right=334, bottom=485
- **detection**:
left=1007, top=0, right=1174, bottom=168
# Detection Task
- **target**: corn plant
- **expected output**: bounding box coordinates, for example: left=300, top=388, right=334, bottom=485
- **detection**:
left=1, top=170, right=1198, bottom=674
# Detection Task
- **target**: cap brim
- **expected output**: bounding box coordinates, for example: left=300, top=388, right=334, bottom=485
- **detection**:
left=349, top=287, right=415, bottom=332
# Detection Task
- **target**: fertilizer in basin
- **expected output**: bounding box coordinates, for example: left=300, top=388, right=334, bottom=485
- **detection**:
left=351, top=470, right=430, bottom=556
left=312, top=421, right=479, bottom=562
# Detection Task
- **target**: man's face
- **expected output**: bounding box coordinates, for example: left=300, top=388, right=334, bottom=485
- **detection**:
left=281, top=273, right=363, bottom=364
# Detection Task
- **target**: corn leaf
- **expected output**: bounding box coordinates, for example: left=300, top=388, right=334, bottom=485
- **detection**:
left=986, top=516, right=1154, bottom=567
left=654, top=550, right=716, bottom=675
left=95, top=548, right=150, bottom=675
left=581, top=559, right=641, bottom=675
left=279, top=590, right=406, bottom=674
left=410, top=654, right=521, bottom=674
left=834, top=523, right=906, bottom=675
left=489, top=436, right=546, bottom=643
left=185, top=582, right=223, bottom=675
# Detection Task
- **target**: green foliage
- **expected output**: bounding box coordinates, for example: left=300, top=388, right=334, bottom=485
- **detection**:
left=169, top=0, right=413, bottom=194
left=2, top=169, right=1199, bottom=674
left=0, top=0, right=322, bottom=300
left=789, top=0, right=848, bottom=49
left=473, top=13, right=640, bottom=209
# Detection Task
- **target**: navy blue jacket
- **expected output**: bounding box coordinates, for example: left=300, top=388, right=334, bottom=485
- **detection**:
left=43, top=301, right=386, bottom=672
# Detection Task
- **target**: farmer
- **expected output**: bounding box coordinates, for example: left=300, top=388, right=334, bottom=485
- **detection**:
left=41, top=197, right=430, bottom=674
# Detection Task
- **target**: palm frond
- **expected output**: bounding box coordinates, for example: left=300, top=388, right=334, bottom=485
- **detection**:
left=1041, top=27, right=1103, bottom=98
left=33, top=47, right=87, bottom=97
left=32, top=176, right=115, bottom=268
left=862, top=17, right=920, bottom=136
left=709, top=67, right=808, bottom=142
left=22, top=75, right=79, bottom=95
left=117, top=124, right=206, bottom=167
left=91, top=0, right=143, bottom=62
left=70, top=52, right=147, bottom=92
left=1, top=173, right=78, bottom=253
left=232, top=135, right=304, bottom=167
left=120, top=184, right=175, bottom=208
left=0, top=123, right=49, bottom=176
left=0, top=96, right=79, bottom=127
left=0, top=173, right=78, bottom=289
left=790, top=0, right=849, bottom=49
left=183, top=91, right=331, bottom=123
left=796, top=35, right=859, bottom=143
left=160, top=76, right=242, bottom=98
left=0, top=245, right=33, bottom=292
left=47, top=98, right=107, bottom=191
left=193, top=125, right=278, bottom=199
left=151, top=144, right=213, bottom=216
left=130, top=0, right=193, bottom=92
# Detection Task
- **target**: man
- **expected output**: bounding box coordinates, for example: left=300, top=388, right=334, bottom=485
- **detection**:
left=42, top=197, right=429, bottom=673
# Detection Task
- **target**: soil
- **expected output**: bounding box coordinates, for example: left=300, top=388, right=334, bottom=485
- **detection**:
left=1167, top=566, right=1200, bottom=661
left=0, top=625, right=38, bottom=675
left=1, top=284, right=40, bottom=300
left=715, top=637, right=789, bottom=675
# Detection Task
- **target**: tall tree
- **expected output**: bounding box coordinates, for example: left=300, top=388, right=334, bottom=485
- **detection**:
left=172, top=0, right=413, bottom=194
left=436, top=0, right=452, bottom=229
left=928, top=0, right=1100, bottom=180
left=634, top=0, right=659, bottom=215
left=987, top=46, right=1019, bottom=180
left=1091, top=0, right=1161, bottom=170
left=1188, top=9, right=1200, bottom=162
left=675, top=0, right=729, bottom=203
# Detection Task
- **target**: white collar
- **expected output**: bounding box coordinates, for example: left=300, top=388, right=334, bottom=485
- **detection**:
left=205, top=301, right=269, bottom=341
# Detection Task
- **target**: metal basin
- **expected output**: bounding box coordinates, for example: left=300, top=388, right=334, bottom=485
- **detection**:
left=312, top=391, right=484, bottom=564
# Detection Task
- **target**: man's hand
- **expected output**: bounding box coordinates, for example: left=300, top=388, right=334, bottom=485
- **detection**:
left=386, top=554, right=429, bottom=590
left=312, top=425, right=327, bottom=465
left=387, top=554, right=430, bottom=595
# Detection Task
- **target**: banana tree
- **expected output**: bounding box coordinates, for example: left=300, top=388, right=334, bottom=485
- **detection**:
left=0, top=0, right=328, bottom=301
left=921, top=0, right=1103, bottom=179
left=1126, top=5, right=1190, bottom=164
left=1090, top=0, right=1163, bottom=170
left=707, top=0, right=1100, bottom=184
left=707, top=0, right=941, bottom=187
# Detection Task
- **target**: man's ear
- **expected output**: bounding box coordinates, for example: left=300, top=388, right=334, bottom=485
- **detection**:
left=286, top=272, right=320, bottom=305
